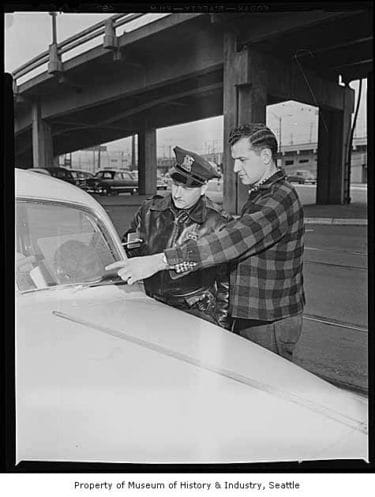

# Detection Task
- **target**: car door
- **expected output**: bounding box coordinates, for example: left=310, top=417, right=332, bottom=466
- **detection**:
left=124, top=171, right=138, bottom=193
left=101, top=171, right=114, bottom=190
left=121, top=172, right=130, bottom=189
left=112, top=172, right=123, bottom=192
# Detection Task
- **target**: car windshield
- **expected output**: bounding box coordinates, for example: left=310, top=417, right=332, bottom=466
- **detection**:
left=16, top=200, right=121, bottom=292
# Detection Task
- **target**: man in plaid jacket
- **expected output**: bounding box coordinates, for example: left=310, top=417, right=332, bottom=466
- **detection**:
left=107, top=124, right=305, bottom=361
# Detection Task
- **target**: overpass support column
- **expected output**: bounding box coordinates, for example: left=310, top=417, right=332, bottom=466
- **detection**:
left=367, top=72, right=373, bottom=229
left=31, top=101, right=54, bottom=168
left=316, top=87, right=353, bottom=204
left=223, top=34, right=267, bottom=214
left=138, top=127, right=157, bottom=195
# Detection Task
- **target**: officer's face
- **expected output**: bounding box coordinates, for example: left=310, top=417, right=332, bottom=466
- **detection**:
left=231, top=137, right=271, bottom=185
left=171, top=180, right=206, bottom=209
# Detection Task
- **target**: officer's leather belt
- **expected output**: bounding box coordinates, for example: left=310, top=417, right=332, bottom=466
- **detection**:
left=152, top=287, right=213, bottom=307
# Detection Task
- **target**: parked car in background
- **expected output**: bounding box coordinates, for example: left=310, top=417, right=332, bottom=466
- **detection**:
left=129, top=170, right=168, bottom=190
left=206, top=177, right=223, bottom=205
left=163, top=171, right=173, bottom=189
left=69, top=169, right=94, bottom=190
left=287, top=170, right=316, bottom=184
left=28, top=166, right=76, bottom=185
left=15, top=168, right=368, bottom=464
left=28, top=167, right=51, bottom=176
left=86, top=169, right=138, bottom=195
left=157, top=171, right=168, bottom=190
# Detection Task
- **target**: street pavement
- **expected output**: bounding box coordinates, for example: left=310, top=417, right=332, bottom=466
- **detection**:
left=295, top=224, right=367, bottom=392
left=94, top=184, right=368, bottom=394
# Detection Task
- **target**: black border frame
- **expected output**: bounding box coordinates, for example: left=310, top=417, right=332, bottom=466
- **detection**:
left=2, top=0, right=374, bottom=476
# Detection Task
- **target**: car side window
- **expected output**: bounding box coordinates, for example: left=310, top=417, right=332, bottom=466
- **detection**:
left=16, top=200, right=121, bottom=291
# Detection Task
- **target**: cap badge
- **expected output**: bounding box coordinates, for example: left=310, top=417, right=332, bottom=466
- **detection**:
left=181, top=155, right=194, bottom=172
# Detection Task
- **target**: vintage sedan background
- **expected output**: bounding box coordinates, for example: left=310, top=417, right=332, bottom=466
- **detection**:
left=86, top=169, right=138, bottom=195
left=27, top=166, right=76, bottom=185
left=287, top=170, right=317, bottom=185
left=69, top=168, right=94, bottom=190
left=129, top=169, right=169, bottom=190
left=15, top=169, right=368, bottom=464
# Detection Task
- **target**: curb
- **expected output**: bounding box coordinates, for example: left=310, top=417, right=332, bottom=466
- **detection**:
left=305, top=218, right=367, bottom=226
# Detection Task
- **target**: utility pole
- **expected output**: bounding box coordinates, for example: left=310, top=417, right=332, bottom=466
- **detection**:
left=97, top=146, right=101, bottom=169
left=48, top=12, right=62, bottom=76
left=269, top=111, right=282, bottom=147
left=50, top=12, right=57, bottom=44
left=131, top=135, right=136, bottom=170
left=309, top=122, right=313, bottom=143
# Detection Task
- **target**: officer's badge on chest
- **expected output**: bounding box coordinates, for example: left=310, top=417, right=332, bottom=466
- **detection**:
left=176, top=223, right=199, bottom=245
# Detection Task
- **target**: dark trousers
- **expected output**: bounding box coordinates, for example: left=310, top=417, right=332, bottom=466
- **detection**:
left=233, top=313, right=303, bottom=361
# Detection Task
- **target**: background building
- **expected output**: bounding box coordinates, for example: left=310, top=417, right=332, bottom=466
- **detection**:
left=62, top=136, right=367, bottom=184
left=279, top=137, right=367, bottom=183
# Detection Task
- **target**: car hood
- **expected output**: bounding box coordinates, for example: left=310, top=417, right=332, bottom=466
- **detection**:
left=16, top=284, right=368, bottom=464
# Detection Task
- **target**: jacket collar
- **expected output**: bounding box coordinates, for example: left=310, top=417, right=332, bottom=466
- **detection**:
left=150, top=194, right=207, bottom=223
left=248, top=169, right=286, bottom=194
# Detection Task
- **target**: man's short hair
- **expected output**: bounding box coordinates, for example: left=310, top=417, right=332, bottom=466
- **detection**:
left=228, top=123, right=278, bottom=160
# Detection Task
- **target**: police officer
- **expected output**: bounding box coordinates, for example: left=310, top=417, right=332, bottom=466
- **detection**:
left=122, top=146, right=231, bottom=329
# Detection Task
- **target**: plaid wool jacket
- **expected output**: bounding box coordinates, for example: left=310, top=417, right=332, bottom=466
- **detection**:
left=165, top=170, right=305, bottom=321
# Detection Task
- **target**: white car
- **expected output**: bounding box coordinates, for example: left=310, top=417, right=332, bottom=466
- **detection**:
left=15, top=169, right=368, bottom=464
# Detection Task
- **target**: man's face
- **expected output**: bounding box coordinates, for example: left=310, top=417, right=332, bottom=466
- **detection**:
left=231, top=137, right=268, bottom=185
left=171, top=180, right=206, bottom=209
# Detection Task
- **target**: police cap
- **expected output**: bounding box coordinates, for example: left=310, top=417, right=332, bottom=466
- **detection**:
left=169, top=146, right=221, bottom=187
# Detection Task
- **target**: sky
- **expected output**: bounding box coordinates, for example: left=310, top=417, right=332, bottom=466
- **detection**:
left=4, top=11, right=367, bottom=156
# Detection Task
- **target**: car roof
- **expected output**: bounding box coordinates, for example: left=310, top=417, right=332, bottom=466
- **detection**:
left=39, top=166, right=70, bottom=171
left=96, top=169, right=129, bottom=173
left=15, top=168, right=101, bottom=210
left=31, top=167, right=51, bottom=174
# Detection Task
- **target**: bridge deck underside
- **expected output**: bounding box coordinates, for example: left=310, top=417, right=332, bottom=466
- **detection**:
left=14, top=10, right=372, bottom=175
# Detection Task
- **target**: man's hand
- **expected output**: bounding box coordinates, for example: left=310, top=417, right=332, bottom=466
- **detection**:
left=105, top=253, right=167, bottom=285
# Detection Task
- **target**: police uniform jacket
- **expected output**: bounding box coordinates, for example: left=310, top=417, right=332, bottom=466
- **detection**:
left=123, top=193, right=231, bottom=329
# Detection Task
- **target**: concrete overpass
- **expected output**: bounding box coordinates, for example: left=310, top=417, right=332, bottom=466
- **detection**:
left=13, top=8, right=373, bottom=213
